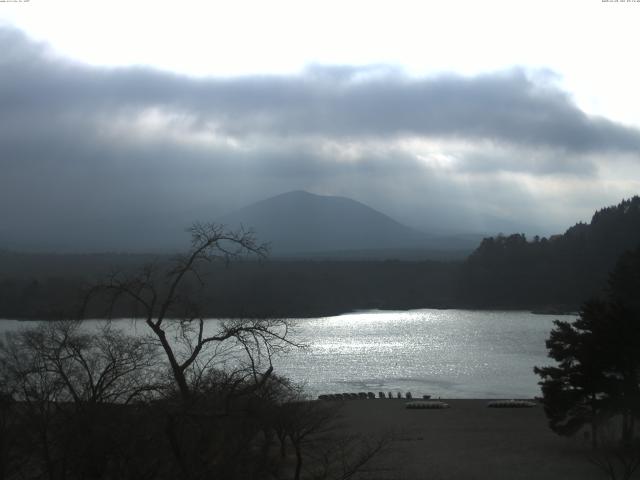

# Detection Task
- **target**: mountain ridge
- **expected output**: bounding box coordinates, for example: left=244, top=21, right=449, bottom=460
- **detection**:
left=217, top=190, right=431, bottom=256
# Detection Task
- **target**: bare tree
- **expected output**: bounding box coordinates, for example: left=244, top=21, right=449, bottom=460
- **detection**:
left=83, top=223, right=298, bottom=401
left=1, top=321, right=160, bottom=406
left=587, top=419, right=640, bottom=480
left=268, top=392, right=392, bottom=480
left=0, top=321, right=161, bottom=480
left=590, top=445, right=640, bottom=480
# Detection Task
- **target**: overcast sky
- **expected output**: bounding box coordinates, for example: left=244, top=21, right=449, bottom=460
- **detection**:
left=1, top=0, right=640, bottom=251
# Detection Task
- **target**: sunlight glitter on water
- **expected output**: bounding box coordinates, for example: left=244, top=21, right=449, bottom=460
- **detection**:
left=1, top=309, right=573, bottom=399
left=273, top=309, right=571, bottom=399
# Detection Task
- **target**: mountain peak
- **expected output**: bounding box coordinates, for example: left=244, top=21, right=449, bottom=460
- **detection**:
left=268, top=190, right=353, bottom=203
left=277, top=190, right=317, bottom=198
left=219, top=191, right=427, bottom=256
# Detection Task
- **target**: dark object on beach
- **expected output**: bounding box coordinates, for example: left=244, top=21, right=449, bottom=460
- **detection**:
left=406, top=401, right=450, bottom=409
left=487, top=400, right=536, bottom=408
left=379, top=392, right=385, bottom=398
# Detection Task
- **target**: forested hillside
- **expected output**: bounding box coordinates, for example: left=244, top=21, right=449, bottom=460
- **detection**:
left=458, top=196, right=640, bottom=309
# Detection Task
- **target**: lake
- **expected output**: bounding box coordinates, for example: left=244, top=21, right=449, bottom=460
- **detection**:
left=0, top=309, right=572, bottom=399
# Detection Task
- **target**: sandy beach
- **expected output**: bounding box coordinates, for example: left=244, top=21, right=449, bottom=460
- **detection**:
left=336, top=399, right=603, bottom=480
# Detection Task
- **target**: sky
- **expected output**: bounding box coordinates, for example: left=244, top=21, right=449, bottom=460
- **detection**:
left=1, top=0, right=640, bottom=251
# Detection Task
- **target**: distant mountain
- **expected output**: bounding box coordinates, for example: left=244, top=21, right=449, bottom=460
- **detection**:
left=217, top=191, right=431, bottom=256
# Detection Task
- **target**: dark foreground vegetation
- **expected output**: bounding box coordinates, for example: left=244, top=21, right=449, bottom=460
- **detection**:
left=2, top=196, right=640, bottom=319
left=0, top=321, right=387, bottom=480
left=534, top=246, right=640, bottom=480
left=0, top=224, right=388, bottom=480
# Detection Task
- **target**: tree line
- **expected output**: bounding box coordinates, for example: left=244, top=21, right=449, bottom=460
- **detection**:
left=0, top=257, right=459, bottom=320
left=2, top=196, right=640, bottom=319
left=458, top=196, right=640, bottom=309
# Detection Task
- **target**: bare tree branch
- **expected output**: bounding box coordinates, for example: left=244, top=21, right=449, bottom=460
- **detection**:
left=81, top=222, right=292, bottom=402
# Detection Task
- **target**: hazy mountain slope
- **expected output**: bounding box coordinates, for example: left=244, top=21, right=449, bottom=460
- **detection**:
left=218, top=191, right=430, bottom=255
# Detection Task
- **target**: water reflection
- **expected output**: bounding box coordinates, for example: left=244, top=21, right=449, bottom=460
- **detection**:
left=0, top=309, right=571, bottom=398
left=273, top=309, right=569, bottom=399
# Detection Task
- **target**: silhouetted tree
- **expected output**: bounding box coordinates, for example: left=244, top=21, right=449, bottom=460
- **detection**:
left=270, top=393, right=389, bottom=480
left=535, top=246, right=640, bottom=447
left=0, top=321, right=162, bottom=480
left=0, top=231, right=393, bottom=480
left=534, top=300, right=614, bottom=446
left=83, top=223, right=300, bottom=401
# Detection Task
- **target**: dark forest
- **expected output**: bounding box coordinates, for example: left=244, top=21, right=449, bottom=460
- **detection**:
left=2, top=197, right=640, bottom=320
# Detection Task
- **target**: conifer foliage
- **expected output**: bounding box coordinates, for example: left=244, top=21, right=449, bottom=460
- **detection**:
left=535, top=246, right=640, bottom=446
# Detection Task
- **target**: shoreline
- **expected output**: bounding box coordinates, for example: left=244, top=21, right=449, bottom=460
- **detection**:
left=0, top=305, right=579, bottom=322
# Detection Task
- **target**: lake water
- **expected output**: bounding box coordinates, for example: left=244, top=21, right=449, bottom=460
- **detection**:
left=0, top=309, right=572, bottom=399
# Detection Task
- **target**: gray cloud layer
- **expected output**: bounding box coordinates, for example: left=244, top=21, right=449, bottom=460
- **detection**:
left=1, top=26, right=638, bottom=251
left=3, top=27, right=640, bottom=153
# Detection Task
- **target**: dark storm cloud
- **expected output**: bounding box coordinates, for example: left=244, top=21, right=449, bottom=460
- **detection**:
left=1, top=26, right=637, bottom=251
left=2, top=27, right=640, bottom=155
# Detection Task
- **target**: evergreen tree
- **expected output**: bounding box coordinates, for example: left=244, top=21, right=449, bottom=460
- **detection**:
left=534, top=300, right=614, bottom=446
left=535, top=246, right=640, bottom=445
